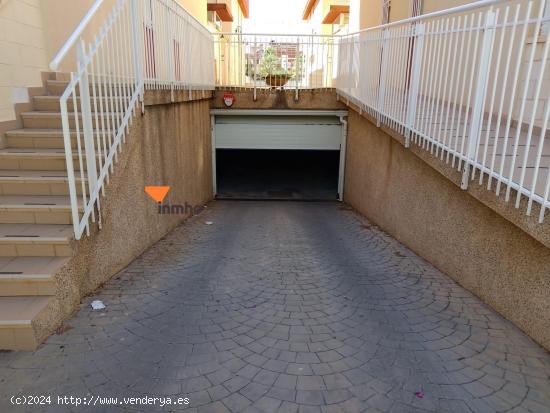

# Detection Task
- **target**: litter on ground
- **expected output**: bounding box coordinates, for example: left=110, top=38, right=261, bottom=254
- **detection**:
left=91, top=300, right=106, bottom=310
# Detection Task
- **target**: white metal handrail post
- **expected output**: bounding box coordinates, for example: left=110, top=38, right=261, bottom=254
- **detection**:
left=405, top=23, right=425, bottom=148
left=377, top=29, right=390, bottom=127
left=60, top=96, right=81, bottom=239
left=253, top=35, right=257, bottom=101
left=347, top=37, right=353, bottom=98
left=130, top=0, right=144, bottom=113
left=461, top=10, right=497, bottom=189
left=165, top=3, right=175, bottom=101
left=76, top=41, right=99, bottom=212
left=295, top=37, right=300, bottom=101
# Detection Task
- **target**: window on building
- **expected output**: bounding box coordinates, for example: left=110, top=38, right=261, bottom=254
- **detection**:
left=410, top=0, right=422, bottom=18
left=332, top=13, right=349, bottom=35
left=382, top=0, right=391, bottom=24
left=208, top=10, right=223, bottom=32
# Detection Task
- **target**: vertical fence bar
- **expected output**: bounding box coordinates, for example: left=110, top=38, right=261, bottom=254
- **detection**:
left=60, top=95, right=81, bottom=239
left=405, top=23, right=424, bottom=147
left=76, top=41, right=99, bottom=209
left=461, top=10, right=496, bottom=189
left=377, top=29, right=390, bottom=127
left=253, top=35, right=257, bottom=100
left=295, top=37, right=300, bottom=100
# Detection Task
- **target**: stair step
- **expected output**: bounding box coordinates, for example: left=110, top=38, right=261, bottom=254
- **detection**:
left=0, top=256, right=67, bottom=296
left=34, top=95, right=126, bottom=112
left=0, top=148, right=86, bottom=171
left=21, top=111, right=121, bottom=129
left=0, top=195, right=80, bottom=224
left=5, top=129, right=113, bottom=150
left=0, top=223, right=73, bottom=257
left=46, top=79, right=135, bottom=96
left=46, top=79, right=74, bottom=95
left=0, top=296, right=54, bottom=350
left=0, top=170, right=85, bottom=195
left=5, top=129, right=79, bottom=149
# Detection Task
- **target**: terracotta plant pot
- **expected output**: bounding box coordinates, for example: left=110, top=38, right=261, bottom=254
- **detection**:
left=265, top=75, right=290, bottom=87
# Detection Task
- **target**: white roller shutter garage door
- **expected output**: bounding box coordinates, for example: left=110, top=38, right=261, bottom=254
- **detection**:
left=214, top=115, right=342, bottom=150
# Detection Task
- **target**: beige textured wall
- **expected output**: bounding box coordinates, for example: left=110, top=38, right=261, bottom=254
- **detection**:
left=40, top=0, right=210, bottom=67
left=518, top=37, right=550, bottom=128
left=388, top=0, right=410, bottom=22
left=350, top=0, right=550, bottom=129
left=0, top=0, right=49, bottom=122
left=36, top=92, right=214, bottom=343
left=211, top=88, right=346, bottom=110
left=1, top=0, right=212, bottom=122
left=211, top=0, right=246, bottom=86
left=306, top=0, right=349, bottom=35
left=179, top=0, right=208, bottom=25
left=422, top=0, right=476, bottom=14
left=344, top=108, right=550, bottom=351
left=39, top=0, right=118, bottom=72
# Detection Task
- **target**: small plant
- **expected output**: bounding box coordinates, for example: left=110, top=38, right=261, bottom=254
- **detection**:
left=259, top=46, right=294, bottom=78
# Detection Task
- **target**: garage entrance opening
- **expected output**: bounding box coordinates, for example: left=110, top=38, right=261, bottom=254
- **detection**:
left=216, top=149, right=340, bottom=200
left=211, top=110, right=348, bottom=201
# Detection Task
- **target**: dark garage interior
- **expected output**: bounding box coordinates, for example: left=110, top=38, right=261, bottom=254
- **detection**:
left=216, top=149, right=340, bottom=200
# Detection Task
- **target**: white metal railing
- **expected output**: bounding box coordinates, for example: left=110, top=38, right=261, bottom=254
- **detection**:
left=49, top=0, right=215, bottom=239
left=336, top=0, right=550, bottom=223
left=214, top=33, right=337, bottom=98
left=53, top=0, right=550, bottom=234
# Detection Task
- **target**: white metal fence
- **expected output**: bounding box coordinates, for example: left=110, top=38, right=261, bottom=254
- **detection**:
left=336, top=0, right=550, bottom=222
left=52, top=0, right=550, bottom=238
left=214, top=33, right=337, bottom=95
left=49, top=0, right=215, bottom=239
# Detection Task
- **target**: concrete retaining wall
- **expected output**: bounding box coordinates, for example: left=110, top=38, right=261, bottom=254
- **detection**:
left=211, top=88, right=346, bottom=111
left=344, top=109, right=550, bottom=351
left=37, top=92, right=214, bottom=342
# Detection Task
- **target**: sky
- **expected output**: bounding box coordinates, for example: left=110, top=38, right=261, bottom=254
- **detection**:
left=242, top=0, right=311, bottom=34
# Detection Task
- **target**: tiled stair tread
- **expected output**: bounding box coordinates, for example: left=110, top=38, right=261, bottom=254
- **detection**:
left=0, top=170, right=80, bottom=180
left=0, top=149, right=98, bottom=162
left=0, top=149, right=89, bottom=159
left=47, top=80, right=70, bottom=85
left=0, top=195, right=76, bottom=209
left=0, top=296, right=52, bottom=326
left=0, top=148, right=65, bottom=155
left=34, top=95, right=127, bottom=101
left=0, top=256, right=68, bottom=279
left=46, top=79, right=130, bottom=86
left=5, top=129, right=92, bottom=137
left=21, top=111, right=119, bottom=117
left=0, top=224, right=73, bottom=241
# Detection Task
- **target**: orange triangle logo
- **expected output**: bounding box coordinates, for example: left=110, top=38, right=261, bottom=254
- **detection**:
left=145, top=186, right=171, bottom=203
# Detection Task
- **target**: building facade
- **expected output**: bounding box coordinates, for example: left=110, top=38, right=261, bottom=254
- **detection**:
left=0, top=0, right=248, bottom=128
left=302, top=0, right=350, bottom=35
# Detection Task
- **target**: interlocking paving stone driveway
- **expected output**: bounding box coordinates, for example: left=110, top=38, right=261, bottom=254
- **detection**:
left=1, top=201, right=549, bottom=413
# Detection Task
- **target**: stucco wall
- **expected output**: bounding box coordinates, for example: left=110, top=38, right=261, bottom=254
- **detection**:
left=0, top=0, right=49, bottom=122
left=0, top=0, right=211, bottom=123
left=211, top=88, right=346, bottom=110
left=35, top=92, right=214, bottom=343
left=180, top=0, right=208, bottom=26
left=344, top=108, right=550, bottom=351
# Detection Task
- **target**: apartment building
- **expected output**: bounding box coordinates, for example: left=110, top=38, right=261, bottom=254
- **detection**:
left=0, top=0, right=246, bottom=133
left=206, top=0, right=249, bottom=33
left=302, top=0, right=351, bottom=34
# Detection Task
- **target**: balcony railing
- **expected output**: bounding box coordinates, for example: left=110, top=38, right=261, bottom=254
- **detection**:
left=52, top=0, right=550, bottom=239
left=335, top=0, right=550, bottom=223
left=214, top=0, right=550, bottom=223
left=214, top=33, right=338, bottom=97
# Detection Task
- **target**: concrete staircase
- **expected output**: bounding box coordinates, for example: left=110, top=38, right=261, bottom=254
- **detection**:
left=0, top=74, right=91, bottom=350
